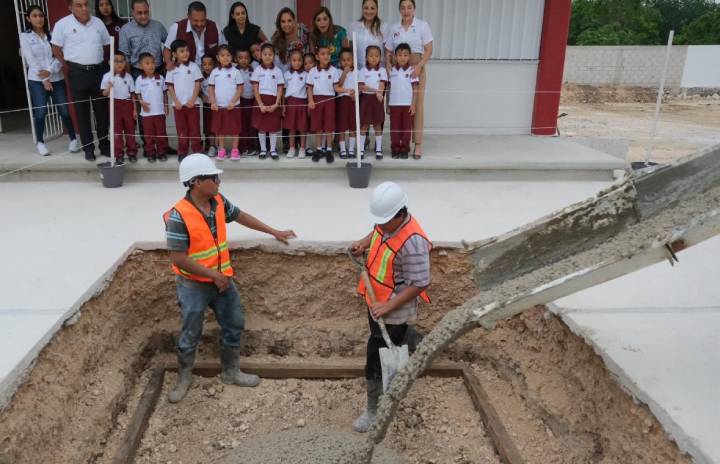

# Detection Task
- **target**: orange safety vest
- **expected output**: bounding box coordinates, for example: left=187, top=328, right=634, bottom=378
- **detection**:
left=357, top=215, right=432, bottom=306
left=163, top=194, right=233, bottom=283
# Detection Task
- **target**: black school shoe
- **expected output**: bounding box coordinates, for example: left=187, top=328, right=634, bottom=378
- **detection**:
left=270, top=151, right=279, bottom=161
left=311, top=149, right=323, bottom=162
left=158, top=154, right=168, bottom=162
left=375, top=151, right=383, bottom=161
left=178, top=154, right=186, bottom=163
left=339, top=150, right=348, bottom=159
left=147, top=155, right=157, bottom=163
left=116, top=156, right=125, bottom=164
left=85, top=151, right=96, bottom=161
left=400, top=151, right=409, bottom=159
left=325, top=151, right=334, bottom=164
left=392, top=152, right=400, bottom=159
left=129, top=155, right=138, bottom=163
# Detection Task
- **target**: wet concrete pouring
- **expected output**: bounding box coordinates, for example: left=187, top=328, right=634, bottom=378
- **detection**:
left=0, top=249, right=692, bottom=464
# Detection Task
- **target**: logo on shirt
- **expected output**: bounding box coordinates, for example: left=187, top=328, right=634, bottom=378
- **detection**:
left=328, top=75, right=332, bottom=79
left=187, top=69, right=191, bottom=75
left=227, top=73, right=231, bottom=78
left=72, top=28, right=77, bottom=33
left=405, top=73, right=410, bottom=78
left=156, top=81, right=160, bottom=86
left=271, top=74, right=276, bottom=79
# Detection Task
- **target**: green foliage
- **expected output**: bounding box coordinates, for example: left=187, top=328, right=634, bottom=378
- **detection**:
left=570, top=0, right=720, bottom=45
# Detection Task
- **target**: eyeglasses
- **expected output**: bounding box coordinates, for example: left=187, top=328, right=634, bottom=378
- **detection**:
left=196, top=174, right=219, bottom=183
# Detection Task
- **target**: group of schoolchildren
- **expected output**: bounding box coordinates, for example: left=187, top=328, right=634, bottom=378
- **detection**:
left=101, top=39, right=419, bottom=165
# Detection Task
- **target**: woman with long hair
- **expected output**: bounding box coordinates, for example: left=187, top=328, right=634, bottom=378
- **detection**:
left=95, top=0, right=126, bottom=45
left=349, top=0, right=389, bottom=69
left=223, top=2, right=268, bottom=55
left=270, top=7, right=310, bottom=69
left=20, top=5, right=79, bottom=156
left=309, top=6, right=349, bottom=67
left=385, top=0, right=433, bottom=159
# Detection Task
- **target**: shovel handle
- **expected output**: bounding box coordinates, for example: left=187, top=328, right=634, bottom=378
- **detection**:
left=361, top=269, right=396, bottom=350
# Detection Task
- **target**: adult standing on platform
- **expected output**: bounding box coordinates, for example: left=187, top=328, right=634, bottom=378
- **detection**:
left=385, top=0, right=433, bottom=159
left=119, top=0, right=167, bottom=79
left=223, top=2, right=268, bottom=55
left=270, top=8, right=310, bottom=70
left=51, top=0, right=111, bottom=161
left=309, top=7, right=349, bottom=67
left=96, top=0, right=126, bottom=53
left=164, top=1, right=225, bottom=70
left=349, top=0, right=389, bottom=70
left=20, top=5, right=79, bottom=157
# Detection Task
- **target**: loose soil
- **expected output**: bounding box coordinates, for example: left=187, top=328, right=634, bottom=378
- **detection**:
left=0, top=249, right=691, bottom=464
left=560, top=83, right=720, bottom=164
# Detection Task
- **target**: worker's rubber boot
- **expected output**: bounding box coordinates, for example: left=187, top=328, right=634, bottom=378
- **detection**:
left=220, top=346, right=260, bottom=387
left=168, top=350, right=195, bottom=403
left=403, top=325, right=425, bottom=355
left=353, top=378, right=382, bottom=433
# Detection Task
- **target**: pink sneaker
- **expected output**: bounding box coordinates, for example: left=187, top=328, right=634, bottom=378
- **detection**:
left=217, top=149, right=227, bottom=161
left=230, top=148, right=241, bottom=161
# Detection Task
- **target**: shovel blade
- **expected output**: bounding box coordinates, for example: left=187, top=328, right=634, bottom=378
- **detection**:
left=379, top=344, right=409, bottom=392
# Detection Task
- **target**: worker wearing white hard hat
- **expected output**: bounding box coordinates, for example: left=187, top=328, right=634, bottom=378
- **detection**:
left=163, top=153, right=297, bottom=403
left=349, top=181, right=433, bottom=433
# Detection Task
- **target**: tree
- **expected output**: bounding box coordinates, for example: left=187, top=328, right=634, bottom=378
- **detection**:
left=569, top=0, right=663, bottom=45
left=679, top=9, right=720, bottom=44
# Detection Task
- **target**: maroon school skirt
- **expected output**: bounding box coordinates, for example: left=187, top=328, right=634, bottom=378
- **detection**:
left=252, top=94, right=282, bottom=133
left=309, top=95, right=336, bottom=133
left=336, top=95, right=357, bottom=133
left=360, top=93, right=385, bottom=126
left=283, top=96, right=308, bottom=132
left=213, top=107, right=241, bottom=136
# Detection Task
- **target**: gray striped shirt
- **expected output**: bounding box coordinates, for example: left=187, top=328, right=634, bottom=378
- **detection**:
left=384, top=216, right=432, bottom=325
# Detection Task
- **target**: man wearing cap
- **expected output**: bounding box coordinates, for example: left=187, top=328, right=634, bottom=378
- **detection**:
left=349, top=181, right=432, bottom=432
left=163, top=153, right=296, bottom=403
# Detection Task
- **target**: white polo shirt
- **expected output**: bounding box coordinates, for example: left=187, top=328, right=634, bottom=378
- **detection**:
left=20, top=31, right=63, bottom=82
left=209, top=66, right=243, bottom=108
left=307, top=65, right=340, bottom=97
left=237, top=67, right=254, bottom=99
left=135, top=74, right=167, bottom=116
left=201, top=75, right=211, bottom=101
left=337, top=68, right=357, bottom=97
left=51, top=14, right=110, bottom=65
left=250, top=65, right=285, bottom=97
left=349, top=20, right=390, bottom=68
left=386, top=18, right=433, bottom=55
left=388, top=65, right=419, bottom=107
left=358, top=66, right=388, bottom=94
left=283, top=70, right=308, bottom=99
left=166, top=62, right=204, bottom=105
left=100, top=72, right=135, bottom=100
left=164, top=21, right=227, bottom=67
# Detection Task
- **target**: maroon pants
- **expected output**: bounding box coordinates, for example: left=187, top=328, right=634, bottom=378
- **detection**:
left=202, top=103, right=215, bottom=147
left=390, top=106, right=413, bottom=153
left=174, top=106, right=202, bottom=155
left=142, top=115, right=168, bottom=156
left=239, top=98, right=256, bottom=152
left=114, top=99, right=137, bottom=156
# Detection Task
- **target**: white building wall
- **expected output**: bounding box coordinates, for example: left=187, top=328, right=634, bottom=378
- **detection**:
left=681, top=46, right=720, bottom=88
left=324, top=0, right=544, bottom=60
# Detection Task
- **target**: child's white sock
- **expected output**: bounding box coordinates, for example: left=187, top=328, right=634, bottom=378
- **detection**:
left=258, top=133, right=267, bottom=152
left=320, top=134, right=327, bottom=150
left=339, top=140, right=347, bottom=153
left=359, top=135, right=366, bottom=153
left=349, top=137, right=356, bottom=155
left=375, top=136, right=382, bottom=152
left=270, top=132, right=278, bottom=152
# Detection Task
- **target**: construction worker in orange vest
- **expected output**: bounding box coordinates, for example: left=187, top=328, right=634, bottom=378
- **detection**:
left=164, top=153, right=296, bottom=403
left=350, top=181, right=432, bottom=432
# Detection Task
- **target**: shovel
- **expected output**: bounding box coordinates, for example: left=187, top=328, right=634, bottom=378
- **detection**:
left=348, top=251, right=410, bottom=392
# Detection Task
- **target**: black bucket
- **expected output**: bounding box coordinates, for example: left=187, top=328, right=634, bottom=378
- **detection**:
left=98, top=162, right=125, bottom=188
left=346, top=162, right=373, bottom=189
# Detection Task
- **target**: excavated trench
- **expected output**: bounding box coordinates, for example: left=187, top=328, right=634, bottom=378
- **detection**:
left=0, top=249, right=691, bottom=464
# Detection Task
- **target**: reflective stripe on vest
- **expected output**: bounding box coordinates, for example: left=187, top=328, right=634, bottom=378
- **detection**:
left=163, top=194, right=233, bottom=282
left=357, top=216, right=431, bottom=306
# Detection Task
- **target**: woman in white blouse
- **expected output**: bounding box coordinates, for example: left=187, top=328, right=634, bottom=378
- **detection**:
left=20, top=5, right=79, bottom=156
left=348, top=0, right=389, bottom=70
left=385, top=0, right=433, bottom=159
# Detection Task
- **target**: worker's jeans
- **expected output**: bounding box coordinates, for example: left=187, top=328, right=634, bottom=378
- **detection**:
left=175, top=276, right=246, bottom=356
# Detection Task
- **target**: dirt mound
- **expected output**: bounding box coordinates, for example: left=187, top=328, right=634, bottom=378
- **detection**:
left=562, top=83, right=662, bottom=104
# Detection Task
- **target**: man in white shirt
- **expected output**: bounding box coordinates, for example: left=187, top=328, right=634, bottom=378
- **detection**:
left=163, top=2, right=226, bottom=70
left=51, top=0, right=112, bottom=161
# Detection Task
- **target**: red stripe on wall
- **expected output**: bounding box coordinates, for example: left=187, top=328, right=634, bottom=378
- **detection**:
left=531, top=0, right=572, bottom=136
left=46, top=0, right=68, bottom=28
left=297, top=0, right=322, bottom=29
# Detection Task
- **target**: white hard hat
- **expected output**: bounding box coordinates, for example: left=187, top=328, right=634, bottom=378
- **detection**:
left=179, top=153, right=223, bottom=183
left=369, top=182, right=408, bottom=224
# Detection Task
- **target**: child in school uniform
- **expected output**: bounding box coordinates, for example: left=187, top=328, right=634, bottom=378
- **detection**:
left=303, top=53, right=318, bottom=155
left=307, top=46, right=340, bottom=164
left=166, top=39, right=204, bottom=162
left=251, top=43, right=285, bottom=160
left=134, top=52, right=168, bottom=162
left=335, top=48, right=358, bottom=160
left=200, top=54, right=217, bottom=157
left=358, top=45, right=388, bottom=161
left=209, top=45, right=244, bottom=161
left=283, top=50, right=309, bottom=159
left=388, top=43, right=419, bottom=160
left=101, top=50, right=137, bottom=164
left=235, top=48, right=257, bottom=156
left=250, top=43, right=262, bottom=70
